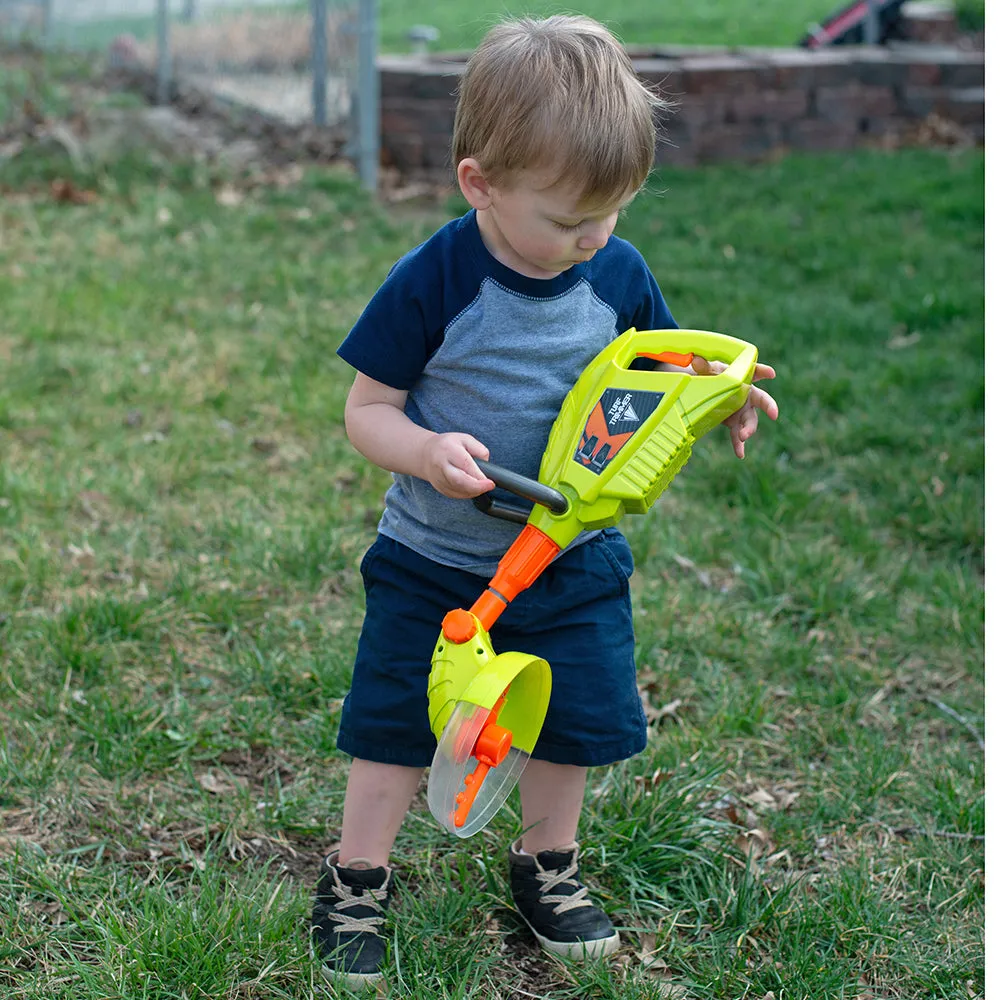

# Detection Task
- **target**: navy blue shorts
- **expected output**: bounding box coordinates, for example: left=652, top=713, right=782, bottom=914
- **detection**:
left=336, top=529, right=647, bottom=768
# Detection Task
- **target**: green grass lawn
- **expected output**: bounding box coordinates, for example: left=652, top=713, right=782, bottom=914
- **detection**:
left=377, top=0, right=838, bottom=52
left=0, top=125, right=984, bottom=1000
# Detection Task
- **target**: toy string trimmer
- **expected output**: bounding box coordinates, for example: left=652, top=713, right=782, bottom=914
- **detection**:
left=426, top=328, right=758, bottom=837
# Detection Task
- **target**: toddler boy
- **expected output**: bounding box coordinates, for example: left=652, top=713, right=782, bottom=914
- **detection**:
left=311, top=14, right=778, bottom=990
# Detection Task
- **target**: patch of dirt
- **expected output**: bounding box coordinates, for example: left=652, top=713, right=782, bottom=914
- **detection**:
left=106, top=63, right=350, bottom=166
left=0, top=63, right=348, bottom=185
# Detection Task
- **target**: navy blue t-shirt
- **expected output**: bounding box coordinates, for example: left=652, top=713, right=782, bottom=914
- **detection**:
left=338, top=209, right=677, bottom=575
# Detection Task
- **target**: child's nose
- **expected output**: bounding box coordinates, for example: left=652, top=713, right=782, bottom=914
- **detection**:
left=578, top=220, right=614, bottom=251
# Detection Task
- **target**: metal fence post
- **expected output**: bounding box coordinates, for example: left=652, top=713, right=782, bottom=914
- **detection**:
left=356, top=0, right=379, bottom=191
left=863, top=0, right=879, bottom=44
left=40, top=0, right=54, bottom=45
left=156, top=0, right=171, bottom=105
left=311, top=0, right=328, bottom=127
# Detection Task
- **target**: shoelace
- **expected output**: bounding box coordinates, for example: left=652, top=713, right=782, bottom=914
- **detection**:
left=325, top=876, right=389, bottom=935
left=534, top=858, right=592, bottom=915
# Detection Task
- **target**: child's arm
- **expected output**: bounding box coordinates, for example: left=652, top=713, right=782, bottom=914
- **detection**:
left=344, top=372, right=496, bottom=498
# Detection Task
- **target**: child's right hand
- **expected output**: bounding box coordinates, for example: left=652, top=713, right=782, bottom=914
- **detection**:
left=420, top=433, right=496, bottom=499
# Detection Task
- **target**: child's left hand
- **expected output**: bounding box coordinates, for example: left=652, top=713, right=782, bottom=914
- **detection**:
left=691, top=356, right=779, bottom=459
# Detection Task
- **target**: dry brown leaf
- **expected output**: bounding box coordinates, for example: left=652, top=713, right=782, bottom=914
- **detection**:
left=196, top=771, right=244, bottom=795
left=215, top=184, right=245, bottom=207
left=50, top=178, right=97, bottom=205
left=637, top=932, right=669, bottom=970
left=745, top=788, right=777, bottom=810
left=642, top=689, right=683, bottom=725
left=251, top=436, right=278, bottom=455
left=670, top=553, right=712, bottom=588
left=656, top=982, right=692, bottom=999
left=77, top=490, right=110, bottom=522
left=734, top=827, right=775, bottom=863
left=30, top=900, right=69, bottom=925
left=66, top=541, right=96, bottom=565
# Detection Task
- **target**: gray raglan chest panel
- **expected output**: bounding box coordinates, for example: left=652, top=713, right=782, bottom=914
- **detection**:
left=378, top=277, right=620, bottom=575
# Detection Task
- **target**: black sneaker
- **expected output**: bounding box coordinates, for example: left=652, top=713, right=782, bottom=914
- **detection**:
left=311, top=854, right=395, bottom=991
left=508, top=840, right=621, bottom=959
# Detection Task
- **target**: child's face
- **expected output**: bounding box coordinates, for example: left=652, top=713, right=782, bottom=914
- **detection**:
left=477, top=170, right=634, bottom=279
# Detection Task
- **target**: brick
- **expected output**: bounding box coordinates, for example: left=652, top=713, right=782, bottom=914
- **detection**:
left=899, top=2, right=958, bottom=44
left=857, top=115, right=914, bottom=138
left=381, top=132, right=424, bottom=171
left=783, top=119, right=858, bottom=152
left=421, top=137, right=453, bottom=173
left=655, top=136, right=698, bottom=168
left=675, top=54, right=771, bottom=94
left=381, top=108, right=420, bottom=137
left=940, top=54, right=985, bottom=89
left=730, top=89, right=809, bottom=123
left=694, top=122, right=783, bottom=162
left=636, top=44, right=731, bottom=60
left=417, top=100, right=458, bottom=135
left=814, top=83, right=898, bottom=123
left=847, top=47, right=910, bottom=88
left=899, top=84, right=949, bottom=117
left=635, top=64, right=682, bottom=105
left=905, top=60, right=943, bottom=86
left=378, top=56, right=463, bottom=100
left=937, top=88, right=985, bottom=126
left=663, top=119, right=700, bottom=155
left=756, top=47, right=858, bottom=89
left=382, top=98, right=455, bottom=137
left=674, top=93, right=730, bottom=128
left=889, top=47, right=983, bottom=89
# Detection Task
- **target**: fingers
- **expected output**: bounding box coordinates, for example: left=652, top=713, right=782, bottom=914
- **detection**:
left=691, top=355, right=725, bottom=375
left=459, top=434, right=491, bottom=462
left=749, top=384, right=779, bottom=421
left=692, top=356, right=777, bottom=384
left=691, top=354, right=777, bottom=382
left=457, top=436, right=494, bottom=489
left=441, top=465, right=493, bottom=497
left=729, top=405, right=759, bottom=459
left=433, top=434, right=494, bottom=497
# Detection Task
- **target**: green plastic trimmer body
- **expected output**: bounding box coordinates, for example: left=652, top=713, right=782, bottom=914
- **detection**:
left=426, top=328, right=758, bottom=836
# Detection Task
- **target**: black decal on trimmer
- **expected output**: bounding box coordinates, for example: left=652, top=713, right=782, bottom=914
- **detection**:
left=574, top=388, right=663, bottom=474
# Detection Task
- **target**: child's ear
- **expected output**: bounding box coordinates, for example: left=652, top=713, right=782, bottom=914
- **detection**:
left=456, top=158, right=493, bottom=210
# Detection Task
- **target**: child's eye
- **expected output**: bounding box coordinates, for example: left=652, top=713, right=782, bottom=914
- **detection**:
left=552, top=220, right=582, bottom=232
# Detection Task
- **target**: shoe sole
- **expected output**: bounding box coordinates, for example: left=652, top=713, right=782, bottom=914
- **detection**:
left=311, top=941, right=384, bottom=993
left=318, top=964, right=384, bottom=992
left=528, top=926, right=622, bottom=960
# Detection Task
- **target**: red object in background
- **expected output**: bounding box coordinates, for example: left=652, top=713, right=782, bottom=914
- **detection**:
left=799, top=0, right=906, bottom=46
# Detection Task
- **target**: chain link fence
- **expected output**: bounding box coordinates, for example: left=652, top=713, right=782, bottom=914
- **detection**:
left=0, top=0, right=378, bottom=188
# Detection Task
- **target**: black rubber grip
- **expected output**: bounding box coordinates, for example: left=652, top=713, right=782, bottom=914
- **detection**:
left=474, top=459, right=569, bottom=515
left=472, top=494, right=531, bottom=524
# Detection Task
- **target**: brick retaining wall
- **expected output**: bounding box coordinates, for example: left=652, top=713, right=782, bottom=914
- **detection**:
left=380, top=42, right=984, bottom=180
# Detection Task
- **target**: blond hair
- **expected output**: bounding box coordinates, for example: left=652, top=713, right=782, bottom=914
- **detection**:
left=451, top=15, right=669, bottom=207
